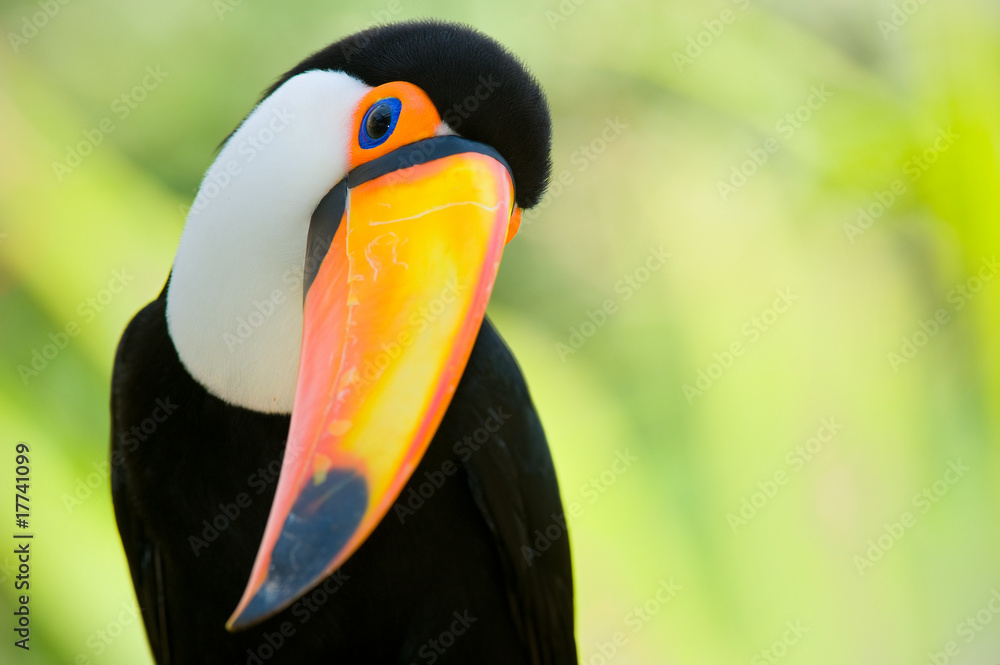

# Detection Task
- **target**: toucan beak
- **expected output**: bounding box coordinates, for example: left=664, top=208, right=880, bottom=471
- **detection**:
left=227, top=137, right=518, bottom=630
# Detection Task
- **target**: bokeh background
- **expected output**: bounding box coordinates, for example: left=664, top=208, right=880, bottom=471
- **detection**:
left=2, top=0, right=1000, bottom=663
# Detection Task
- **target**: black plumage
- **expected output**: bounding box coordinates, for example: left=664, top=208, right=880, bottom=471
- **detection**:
left=112, top=296, right=576, bottom=663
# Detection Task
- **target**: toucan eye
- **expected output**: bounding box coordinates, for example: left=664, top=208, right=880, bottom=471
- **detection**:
left=359, top=98, right=401, bottom=149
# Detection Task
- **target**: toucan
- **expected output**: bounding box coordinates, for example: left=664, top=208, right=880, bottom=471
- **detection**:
left=110, top=21, right=577, bottom=664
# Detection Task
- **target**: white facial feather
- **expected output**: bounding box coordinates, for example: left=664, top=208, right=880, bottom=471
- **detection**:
left=166, top=70, right=371, bottom=414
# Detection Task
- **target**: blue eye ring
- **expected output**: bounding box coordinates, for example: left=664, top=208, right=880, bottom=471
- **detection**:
left=358, top=97, right=402, bottom=149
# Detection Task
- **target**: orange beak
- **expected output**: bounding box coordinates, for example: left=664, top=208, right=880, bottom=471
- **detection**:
left=227, top=138, right=518, bottom=629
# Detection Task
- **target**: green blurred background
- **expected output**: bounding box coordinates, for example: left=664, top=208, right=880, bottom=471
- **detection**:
left=2, top=0, right=1000, bottom=663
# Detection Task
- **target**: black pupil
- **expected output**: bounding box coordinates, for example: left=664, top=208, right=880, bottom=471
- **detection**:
left=366, top=103, right=392, bottom=140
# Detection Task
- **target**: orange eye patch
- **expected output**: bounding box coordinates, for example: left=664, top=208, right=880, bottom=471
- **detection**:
left=348, top=81, right=442, bottom=169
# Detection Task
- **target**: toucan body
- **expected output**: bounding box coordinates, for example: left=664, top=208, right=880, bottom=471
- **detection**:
left=110, top=21, right=577, bottom=664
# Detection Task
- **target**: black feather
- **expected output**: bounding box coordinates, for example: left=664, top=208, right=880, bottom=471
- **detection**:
left=111, top=299, right=578, bottom=663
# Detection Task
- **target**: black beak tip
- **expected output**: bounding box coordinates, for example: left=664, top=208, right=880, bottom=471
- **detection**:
left=228, top=469, right=368, bottom=632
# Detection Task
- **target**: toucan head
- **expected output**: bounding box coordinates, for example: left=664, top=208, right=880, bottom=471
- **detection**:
left=164, top=21, right=551, bottom=630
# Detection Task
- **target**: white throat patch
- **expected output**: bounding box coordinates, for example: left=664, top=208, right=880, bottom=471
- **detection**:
left=166, top=70, right=371, bottom=414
